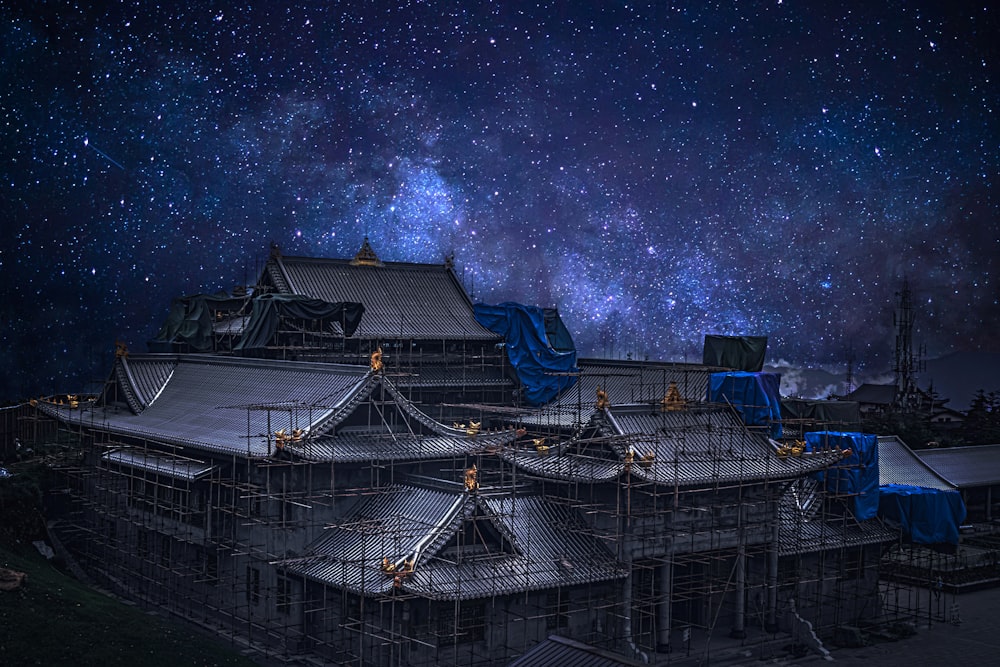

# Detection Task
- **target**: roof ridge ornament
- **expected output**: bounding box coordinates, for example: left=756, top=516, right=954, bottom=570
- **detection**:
left=351, top=236, right=382, bottom=266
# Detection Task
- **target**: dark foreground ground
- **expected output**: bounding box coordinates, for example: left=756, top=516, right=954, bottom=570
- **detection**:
left=702, top=585, right=1000, bottom=667
left=807, top=587, right=1000, bottom=666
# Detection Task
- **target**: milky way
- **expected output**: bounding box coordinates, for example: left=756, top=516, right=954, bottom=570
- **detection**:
left=2, top=1, right=998, bottom=401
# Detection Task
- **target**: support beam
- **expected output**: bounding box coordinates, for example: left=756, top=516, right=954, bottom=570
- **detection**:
left=730, top=546, right=746, bottom=639
left=766, top=518, right=779, bottom=632
left=656, top=560, right=672, bottom=652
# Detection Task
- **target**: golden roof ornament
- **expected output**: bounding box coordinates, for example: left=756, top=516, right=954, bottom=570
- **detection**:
left=596, top=387, right=610, bottom=410
left=115, top=340, right=129, bottom=359
left=351, top=236, right=382, bottom=266
left=776, top=440, right=806, bottom=459
left=660, top=381, right=686, bottom=411
left=370, top=347, right=384, bottom=373
left=464, top=464, right=479, bottom=491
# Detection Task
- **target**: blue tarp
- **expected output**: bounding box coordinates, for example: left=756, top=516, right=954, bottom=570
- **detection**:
left=708, top=372, right=783, bottom=439
left=474, top=302, right=578, bottom=406
left=805, top=431, right=880, bottom=520
left=878, top=484, right=966, bottom=546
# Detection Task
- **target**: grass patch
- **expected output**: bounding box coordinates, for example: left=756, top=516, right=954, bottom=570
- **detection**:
left=0, top=522, right=259, bottom=667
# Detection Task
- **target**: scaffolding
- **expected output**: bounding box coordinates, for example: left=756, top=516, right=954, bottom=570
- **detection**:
left=15, top=350, right=952, bottom=667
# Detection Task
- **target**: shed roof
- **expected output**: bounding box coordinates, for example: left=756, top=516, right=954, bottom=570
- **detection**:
left=102, top=448, right=217, bottom=481
left=916, top=444, right=1000, bottom=488
left=264, top=251, right=498, bottom=341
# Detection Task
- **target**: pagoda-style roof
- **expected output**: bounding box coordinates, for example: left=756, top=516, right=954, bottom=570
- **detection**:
left=36, top=354, right=518, bottom=459
left=37, top=354, right=373, bottom=457
left=286, top=484, right=625, bottom=600
left=507, top=403, right=844, bottom=487
left=261, top=244, right=499, bottom=341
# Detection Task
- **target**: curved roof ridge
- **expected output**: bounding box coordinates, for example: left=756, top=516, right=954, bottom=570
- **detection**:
left=379, top=375, right=520, bottom=446
left=307, top=372, right=381, bottom=437
left=114, top=357, right=145, bottom=414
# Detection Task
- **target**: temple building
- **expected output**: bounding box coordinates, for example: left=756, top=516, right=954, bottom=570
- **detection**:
left=18, top=240, right=965, bottom=666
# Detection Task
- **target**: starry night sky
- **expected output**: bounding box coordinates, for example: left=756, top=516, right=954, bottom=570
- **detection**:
left=2, top=1, right=998, bottom=402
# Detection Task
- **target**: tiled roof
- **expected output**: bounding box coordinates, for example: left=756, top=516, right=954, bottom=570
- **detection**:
left=288, top=485, right=625, bottom=600
left=777, top=461, right=900, bottom=555
left=505, top=405, right=843, bottom=487
left=916, top=444, right=1000, bottom=488
left=845, top=383, right=896, bottom=406
left=298, top=432, right=512, bottom=463
left=40, top=355, right=372, bottom=457
left=388, top=366, right=512, bottom=388
left=288, top=485, right=467, bottom=597
left=521, top=358, right=716, bottom=428
left=509, top=635, right=646, bottom=667
left=118, top=356, right=176, bottom=409
left=877, top=436, right=955, bottom=490
left=42, top=356, right=520, bottom=462
left=266, top=254, right=499, bottom=341
left=778, top=515, right=897, bottom=556
left=102, top=448, right=216, bottom=481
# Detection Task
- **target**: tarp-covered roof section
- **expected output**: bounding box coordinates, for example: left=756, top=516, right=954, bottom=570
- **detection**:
left=262, top=248, right=499, bottom=341
left=806, top=431, right=879, bottom=520
left=702, top=335, right=768, bottom=372
left=234, top=294, right=364, bottom=350
left=709, top=372, right=783, bottom=439
left=150, top=293, right=249, bottom=352
left=474, top=302, right=578, bottom=406
left=149, top=292, right=364, bottom=352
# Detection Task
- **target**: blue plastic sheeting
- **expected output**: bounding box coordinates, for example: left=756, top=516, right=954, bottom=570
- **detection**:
left=805, top=431, right=880, bottom=520
left=708, top=372, right=783, bottom=439
left=474, top=303, right=579, bottom=406
left=878, top=484, right=967, bottom=546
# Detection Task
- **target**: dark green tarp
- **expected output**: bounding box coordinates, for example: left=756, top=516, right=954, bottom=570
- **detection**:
left=235, top=294, right=364, bottom=350
left=151, top=293, right=249, bottom=352
left=702, top=335, right=768, bottom=372
left=151, top=293, right=364, bottom=352
left=781, top=399, right=860, bottom=427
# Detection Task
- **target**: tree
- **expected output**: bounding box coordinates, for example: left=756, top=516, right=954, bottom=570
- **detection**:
left=960, top=389, right=1000, bottom=445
